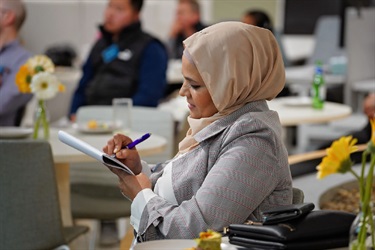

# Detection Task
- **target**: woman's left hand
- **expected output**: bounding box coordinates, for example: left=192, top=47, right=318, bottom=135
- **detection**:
left=109, top=167, right=152, bottom=201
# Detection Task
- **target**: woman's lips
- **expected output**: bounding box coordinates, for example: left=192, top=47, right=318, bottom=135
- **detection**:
left=188, top=103, right=195, bottom=109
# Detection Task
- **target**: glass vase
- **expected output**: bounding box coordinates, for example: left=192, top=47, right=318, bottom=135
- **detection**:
left=349, top=202, right=375, bottom=250
left=33, top=99, right=50, bottom=140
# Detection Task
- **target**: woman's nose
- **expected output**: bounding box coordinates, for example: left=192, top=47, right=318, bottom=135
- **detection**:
left=179, top=82, right=188, bottom=97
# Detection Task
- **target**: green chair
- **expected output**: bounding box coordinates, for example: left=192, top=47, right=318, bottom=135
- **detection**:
left=0, top=140, right=88, bottom=250
left=292, top=187, right=305, bottom=204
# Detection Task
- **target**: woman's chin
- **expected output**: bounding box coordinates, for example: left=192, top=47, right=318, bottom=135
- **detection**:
left=189, top=112, right=199, bottom=119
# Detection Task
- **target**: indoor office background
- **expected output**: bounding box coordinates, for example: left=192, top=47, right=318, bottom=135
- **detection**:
left=18, top=0, right=336, bottom=56
left=2, top=0, right=375, bottom=249
left=20, top=0, right=375, bottom=64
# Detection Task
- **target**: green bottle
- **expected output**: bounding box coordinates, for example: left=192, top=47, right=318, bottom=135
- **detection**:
left=311, top=61, right=326, bottom=109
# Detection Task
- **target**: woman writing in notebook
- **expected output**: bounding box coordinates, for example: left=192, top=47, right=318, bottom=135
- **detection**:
left=103, top=22, right=292, bottom=241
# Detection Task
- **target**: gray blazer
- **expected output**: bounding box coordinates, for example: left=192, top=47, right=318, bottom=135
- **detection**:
left=138, top=100, right=292, bottom=241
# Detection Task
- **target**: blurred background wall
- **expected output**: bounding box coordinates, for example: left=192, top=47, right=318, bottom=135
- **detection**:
left=19, top=0, right=374, bottom=66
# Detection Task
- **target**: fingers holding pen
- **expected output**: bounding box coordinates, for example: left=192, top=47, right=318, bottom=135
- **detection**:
left=103, top=133, right=133, bottom=157
left=113, top=133, right=133, bottom=153
left=103, top=133, right=142, bottom=175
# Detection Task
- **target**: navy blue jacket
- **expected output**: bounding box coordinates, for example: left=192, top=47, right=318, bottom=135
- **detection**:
left=70, top=23, right=168, bottom=115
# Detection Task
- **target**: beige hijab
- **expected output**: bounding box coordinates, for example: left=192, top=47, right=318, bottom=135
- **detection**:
left=179, top=22, right=285, bottom=153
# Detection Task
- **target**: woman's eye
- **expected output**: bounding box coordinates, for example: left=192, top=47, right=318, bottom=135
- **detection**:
left=190, top=84, right=200, bottom=89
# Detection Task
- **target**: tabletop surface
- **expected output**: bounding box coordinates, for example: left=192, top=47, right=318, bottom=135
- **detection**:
left=49, top=127, right=167, bottom=164
left=268, top=97, right=352, bottom=126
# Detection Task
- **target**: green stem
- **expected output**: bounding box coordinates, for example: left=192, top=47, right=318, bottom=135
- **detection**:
left=32, top=118, right=40, bottom=139
left=350, top=169, right=362, bottom=183
left=366, top=156, right=375, bottom=246
left=370, top=202, right=375, bottom=249
left=33, top=100, right=49, bottom=140
left=40, top=100, right=50, bottom=140
left=32, top=100, right=42, bottom=139
left=360, top=151, right=369, bottom=199
left=358, top=155, right=375, bottom=247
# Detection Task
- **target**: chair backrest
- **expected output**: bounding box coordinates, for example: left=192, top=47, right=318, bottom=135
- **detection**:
left=344, top=7, right=375, bottom=108
left=0, top=140, right=66, bottom=250
left=292, top=187, right=305, bottom=204
left=76, top=105, right=174, bottom=163
left=307, top=15, right=343, bottom=65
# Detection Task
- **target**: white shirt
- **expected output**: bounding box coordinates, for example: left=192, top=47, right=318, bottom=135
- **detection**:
left=130, top=154, right=184, bottom=232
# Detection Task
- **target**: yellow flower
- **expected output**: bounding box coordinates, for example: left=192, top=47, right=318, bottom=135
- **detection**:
left=316, top=136, right=358, bottom=179
left=370, top=118, right=375, bottom=145
left=15, top=64, right=32, bottom=93
left=368, top=118, right=375, bottom=153
left=26, top=55, right=55, bottom=74
left=58, top=83, right=65, bottom=92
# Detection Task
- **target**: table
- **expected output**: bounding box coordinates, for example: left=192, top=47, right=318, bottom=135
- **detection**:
left=124, top=237, right=245, bottom=250
left=268, top=97, right=352, bottom=153
left=267, top=97, right=352, bottom=127
left=49, top=127, right=167, bottom=226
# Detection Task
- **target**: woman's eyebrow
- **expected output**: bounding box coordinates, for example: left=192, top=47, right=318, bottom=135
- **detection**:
left=183, top=76, right=197, bottom=83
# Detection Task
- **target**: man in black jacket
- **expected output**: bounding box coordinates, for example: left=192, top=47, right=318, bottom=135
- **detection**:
left=69, top=0, right=168, bottom=121
left=69, top=0, right=167, bottom=246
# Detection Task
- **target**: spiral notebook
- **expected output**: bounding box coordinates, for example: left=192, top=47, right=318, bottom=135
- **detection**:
left=58, top=130, right=134, bottom=175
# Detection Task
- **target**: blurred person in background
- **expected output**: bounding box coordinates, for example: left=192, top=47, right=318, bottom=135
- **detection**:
left=167, top=0, right=205, bottom=59
left=242, top=9, right=290, bottom=97
left=0, top=0, right=32, bottom=126
left=69, top=0, right=168, bottom=122
left=68, top=0, right=167, bottom=245
left=242, top=9, right=290, bottom=68
left=348, top=93, right=375, bottom=146
left=242, top=9, right=273, bottom=32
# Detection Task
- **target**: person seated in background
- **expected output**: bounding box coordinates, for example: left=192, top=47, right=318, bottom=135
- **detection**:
left=242, top=9, right=273, bottom=32
left=167, top=0, right=205, bottom=59
left=69, top=0, right=168, bottom=121
left=104, top=22, right=292, bottom=242
left=0, top=0, right=32, bottom=126
left=352, top=93, right=375, bottom=145
left=69, top=0, right=167, bottom=245
left=242, top=9, right=290, bottom=68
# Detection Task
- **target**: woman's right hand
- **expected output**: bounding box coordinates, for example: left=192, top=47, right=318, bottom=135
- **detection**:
left=103, top=133, right=143, bottom=175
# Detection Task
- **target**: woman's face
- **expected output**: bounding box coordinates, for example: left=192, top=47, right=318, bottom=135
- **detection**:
left=179, top=55, right=218, bottom=119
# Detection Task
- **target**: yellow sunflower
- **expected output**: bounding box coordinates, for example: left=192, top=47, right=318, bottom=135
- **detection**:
left=58, top=82, right=65, bottom=92
left=26, top=55, right=55, bottom=74
left=368, top=117, right=375, bottom=153
left=15, top=64, right=32, bottom=93
left=370, top=118, right=375, bottom=145
left=316, top=136, right=358, bottom=179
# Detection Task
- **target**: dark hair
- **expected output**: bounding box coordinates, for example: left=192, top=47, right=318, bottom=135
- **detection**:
left=245, top=10, right=273, bottom=32
left=179, top=0, right=200, bottom=14
left=130, top=0, right=143, bottom=12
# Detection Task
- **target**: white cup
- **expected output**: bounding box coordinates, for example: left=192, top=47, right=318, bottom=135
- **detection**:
left=112, top=98, right=132, bottom=134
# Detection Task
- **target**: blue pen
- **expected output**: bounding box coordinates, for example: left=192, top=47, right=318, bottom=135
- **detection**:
left=111, top=133, right=151, bottom=157
left=126, top=133, right=151, bottom=149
